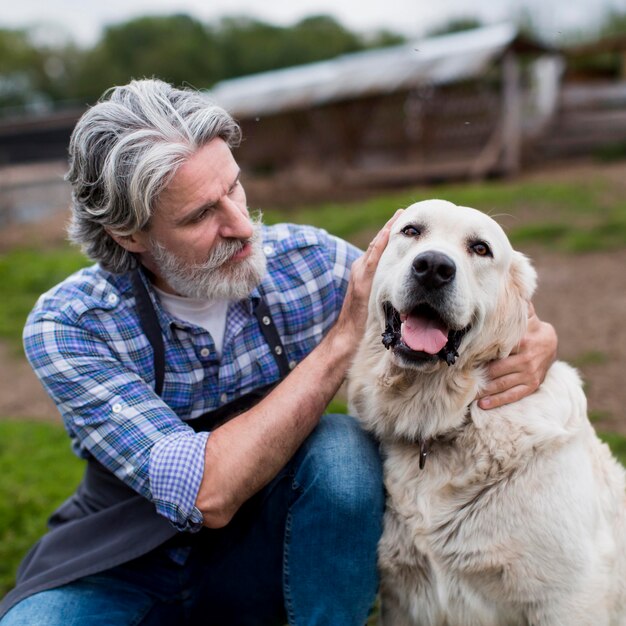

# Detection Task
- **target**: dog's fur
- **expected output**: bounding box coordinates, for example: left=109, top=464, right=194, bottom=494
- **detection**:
left=348, top=200, right=626, bottom=625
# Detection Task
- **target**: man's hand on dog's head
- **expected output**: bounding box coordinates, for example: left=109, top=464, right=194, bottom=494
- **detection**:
left=336, top=209, right=404, bottom=341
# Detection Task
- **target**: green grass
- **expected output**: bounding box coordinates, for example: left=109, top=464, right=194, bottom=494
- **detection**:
left=589, top=410, right=614, bottom=424
left=571, top=351, right=610, bottom=368
left=509, top=216, right=626, bottom=253
left=263, top=175, right=626, bottom=252
left=1, top=171, right=626, bottom=600
left=599, top=432, right=626, bottom=466
left=0, top=247, right=89, bottom=351
left=0, top=420, right=84, bottom=596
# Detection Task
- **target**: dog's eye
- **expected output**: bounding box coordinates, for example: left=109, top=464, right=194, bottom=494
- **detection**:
left=470, top=241, right=492, bottom=257
left=401, top=225, right=421, bottom=237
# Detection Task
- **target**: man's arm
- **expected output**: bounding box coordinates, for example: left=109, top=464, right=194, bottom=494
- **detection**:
left=195, top=213, right=400, bottom=528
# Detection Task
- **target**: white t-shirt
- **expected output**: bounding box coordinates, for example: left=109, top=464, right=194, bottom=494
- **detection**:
left=153, top=287, right=229, bottom=357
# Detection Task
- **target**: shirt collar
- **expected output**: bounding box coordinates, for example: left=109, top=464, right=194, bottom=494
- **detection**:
left=135, top=266, right=262, bottom=336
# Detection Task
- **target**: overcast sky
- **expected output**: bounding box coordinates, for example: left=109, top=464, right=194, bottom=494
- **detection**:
left=3, top=0, right=626, bottom=46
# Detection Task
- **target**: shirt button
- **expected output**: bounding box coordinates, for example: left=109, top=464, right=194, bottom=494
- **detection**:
left=289, top=360, right=297, bottom=370
left=107, top=293, right=118, bottom=305
left=200, top=348, right=210, bottom=357
left=262, top=316, right=271, bottom=326
left=263, top=245, right=274, bottom=256
left=220, top=393, right=228, bottom=404
left=274, top=346, right=283, bottom=355
left=112, top=403, right=122, bottom=414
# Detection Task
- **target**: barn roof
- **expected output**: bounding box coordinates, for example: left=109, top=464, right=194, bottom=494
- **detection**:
left=209, top=23, right=551, bottom=118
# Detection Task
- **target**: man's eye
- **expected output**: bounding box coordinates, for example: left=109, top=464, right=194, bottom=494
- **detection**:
left=191, top=208, right=211, bottom=223
left=470, top=241, right=492, bottom=257
left=401, top=225, right=421, bottom=237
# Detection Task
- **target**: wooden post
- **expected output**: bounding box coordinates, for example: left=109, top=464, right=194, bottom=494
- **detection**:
left=501, top=51, right=522, bottom=175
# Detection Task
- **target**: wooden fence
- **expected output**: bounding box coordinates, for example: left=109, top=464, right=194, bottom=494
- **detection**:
left=531, top=81, right=626, bottom=159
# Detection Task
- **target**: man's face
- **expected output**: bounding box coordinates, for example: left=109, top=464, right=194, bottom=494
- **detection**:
left=133, top=138, right=266, bottom=300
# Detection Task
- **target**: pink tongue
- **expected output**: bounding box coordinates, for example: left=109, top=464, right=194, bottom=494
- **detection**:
left=401, top=315, right=448, bottom=354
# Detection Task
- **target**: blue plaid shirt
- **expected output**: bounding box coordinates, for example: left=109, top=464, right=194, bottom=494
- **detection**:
left=23, top=224, right=360, bottom=533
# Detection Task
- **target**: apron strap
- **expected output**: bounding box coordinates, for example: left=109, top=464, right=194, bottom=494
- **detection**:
left=130, top=267, right=291, bottom=400
left=130, top=268, right=166, bottom=397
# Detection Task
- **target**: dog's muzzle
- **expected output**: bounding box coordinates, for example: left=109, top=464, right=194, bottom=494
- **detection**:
left=381, top=301, right=469, bottom=366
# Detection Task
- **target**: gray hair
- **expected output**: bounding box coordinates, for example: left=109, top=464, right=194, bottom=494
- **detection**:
left=66, top=78, right=242, bottom=273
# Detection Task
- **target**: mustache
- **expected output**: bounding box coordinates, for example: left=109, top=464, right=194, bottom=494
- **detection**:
left=201, top=214, right=262, bottom=271
left=150, top=213, right=263, bottom=272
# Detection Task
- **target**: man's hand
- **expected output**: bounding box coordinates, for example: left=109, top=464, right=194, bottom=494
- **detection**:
left=335, top=209, right=403, bottom=341
left=477, top=303, right=558, bottom=409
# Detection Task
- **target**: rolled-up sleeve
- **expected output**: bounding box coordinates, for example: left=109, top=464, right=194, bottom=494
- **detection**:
left=23, top=316, right=208, bottom=532
left=149, top=430, right=209, bottom=531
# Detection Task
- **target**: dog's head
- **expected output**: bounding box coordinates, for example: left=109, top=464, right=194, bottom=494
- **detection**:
left=371, top=199, right=536, bottom=372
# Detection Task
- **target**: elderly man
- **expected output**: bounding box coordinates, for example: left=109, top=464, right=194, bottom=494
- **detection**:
left=0, top=79, right=556, bottom=626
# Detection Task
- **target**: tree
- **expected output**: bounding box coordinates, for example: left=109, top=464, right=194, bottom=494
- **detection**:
left=426, top=17, right=484, bottom=38
left=213, top=16, right=289, bottom=78
left=214, top=14, right=369, bottom=80
left=600, top=10, right=626, bottom=37
left=0, top=28, right=50, bottom=110
left=285, top=15, right=365, bottom=66
left=69, top=14, right=222, bottom=103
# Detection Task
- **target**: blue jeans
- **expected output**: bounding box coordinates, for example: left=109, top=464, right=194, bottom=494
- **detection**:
left=1, top=414, right=384, bottom=626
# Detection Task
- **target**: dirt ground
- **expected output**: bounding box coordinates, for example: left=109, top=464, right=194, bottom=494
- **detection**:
left=0, top=161, right=625, bottom=435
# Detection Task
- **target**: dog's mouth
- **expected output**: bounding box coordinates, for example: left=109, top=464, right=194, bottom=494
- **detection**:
left=381, top=301, right=470, bottom=366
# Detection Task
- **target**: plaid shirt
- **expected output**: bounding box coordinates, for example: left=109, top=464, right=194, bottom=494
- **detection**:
left=24, top=224, right=360, bottom=532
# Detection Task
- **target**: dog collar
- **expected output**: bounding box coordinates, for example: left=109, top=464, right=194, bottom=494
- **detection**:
left=419, top=438, right=430, bottom=470
left=412, top=405, right=472, bottom=470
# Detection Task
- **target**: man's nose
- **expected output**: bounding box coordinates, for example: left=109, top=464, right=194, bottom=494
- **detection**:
left=219, top=198, right=253, bottom=240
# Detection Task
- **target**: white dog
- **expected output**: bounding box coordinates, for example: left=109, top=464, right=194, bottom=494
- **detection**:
left=348, top=200, right=626, bottom=626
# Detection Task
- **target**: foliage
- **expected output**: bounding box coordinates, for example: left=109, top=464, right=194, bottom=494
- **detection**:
left=426, top=17, right=484, bottom=38
left=565, top=10, right=626, bottom=80
left=0, top=13, right=407, bottom=110
left=215, top=14, right=365, bottom=80
left=599, top=10, right=626, bottom=37
left=69, top=14, right=222, bottom=102
left=0, top=28, right=51, bottom=110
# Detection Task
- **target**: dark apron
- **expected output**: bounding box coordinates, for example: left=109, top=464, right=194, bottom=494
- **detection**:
left=0, top=269, right=291, bottom=618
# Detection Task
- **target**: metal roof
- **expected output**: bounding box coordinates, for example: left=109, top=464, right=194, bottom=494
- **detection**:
left=209, top=23, right=530, bottom=118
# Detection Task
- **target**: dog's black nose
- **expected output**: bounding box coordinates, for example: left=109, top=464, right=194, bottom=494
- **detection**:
left=412, top=251, right=456, bottom=289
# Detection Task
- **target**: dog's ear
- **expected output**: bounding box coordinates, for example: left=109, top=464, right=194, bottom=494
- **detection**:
left=509, top=251, right=537, bottom=301
left=481, top=251, right=537, bottom=360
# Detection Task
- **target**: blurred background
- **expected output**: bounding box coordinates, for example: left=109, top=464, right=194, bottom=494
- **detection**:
left=1, top=0, right=626, bottom=603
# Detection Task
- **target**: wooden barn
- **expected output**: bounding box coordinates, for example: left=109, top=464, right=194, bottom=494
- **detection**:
left=535, top=33, right=626, bottom=161
left=209, top=24, right=560, bottom=190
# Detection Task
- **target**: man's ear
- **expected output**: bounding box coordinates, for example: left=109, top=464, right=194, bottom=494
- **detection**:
left=105, top=228, right=149, bottom=254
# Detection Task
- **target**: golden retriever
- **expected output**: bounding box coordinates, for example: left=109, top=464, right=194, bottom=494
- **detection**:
left=348, top=200, right=626, bottom=625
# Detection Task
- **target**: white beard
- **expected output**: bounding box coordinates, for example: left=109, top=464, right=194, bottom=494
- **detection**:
left=150, top=216, right=266, bottom=301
